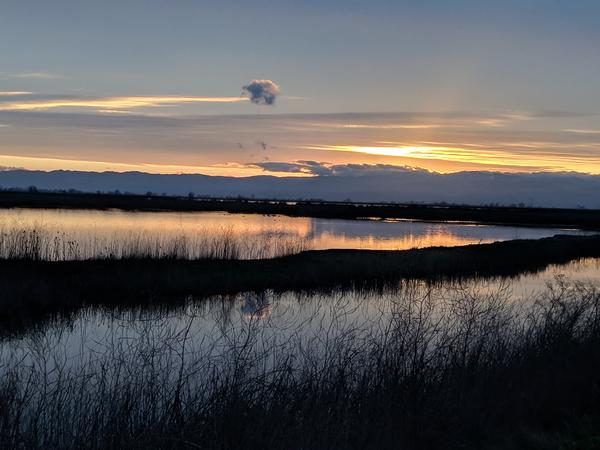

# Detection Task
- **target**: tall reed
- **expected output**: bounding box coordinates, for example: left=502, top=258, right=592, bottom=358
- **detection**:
left=0, top=225, right=310, bottom=261
left=0, top=279, right=598, bottom=449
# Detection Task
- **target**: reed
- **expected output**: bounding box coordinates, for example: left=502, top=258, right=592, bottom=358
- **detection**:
left=0, top=279, right=598, bottom=449
left=0, top=225, right=310, bottom=261
left=0, top=234, right=599, bottom=334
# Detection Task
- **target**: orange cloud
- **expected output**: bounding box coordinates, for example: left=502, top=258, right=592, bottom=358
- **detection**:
left=305, top=144, right=600, bottom=174
left=0, top=153, right=310, bottom=177
left=0, top=95, right=248, bottom=111
left=0, top=91, right=33, bottom=96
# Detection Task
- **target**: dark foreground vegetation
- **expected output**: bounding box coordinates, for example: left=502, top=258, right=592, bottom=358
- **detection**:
left=2, top=189, right=600, bottom=229
left=1, top=234, right=600, bottom=331
left=0, top=279, right=599, bottom=449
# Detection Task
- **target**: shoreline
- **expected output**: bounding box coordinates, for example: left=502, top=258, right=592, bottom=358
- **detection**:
left=1, top=234, right=599, bottom=329
left=1, top=190, right=600, bottom=230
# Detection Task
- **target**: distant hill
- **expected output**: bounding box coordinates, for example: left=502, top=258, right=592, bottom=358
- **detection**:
left=0, top=169, right=599, bottom=209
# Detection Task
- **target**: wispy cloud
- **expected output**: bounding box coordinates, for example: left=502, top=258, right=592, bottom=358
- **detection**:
left=0, top=110, right=598, bottom=174
left=477, top=112, right=534, bottom=127
left=248, top=160, right=426, bottom=176
left=303, top=144, right=600, bottom=173
left=318, top=123, right=447, bottom=130
left=98, top=109, right=136, bottom=114
left=0, top=91, right=33, bottom=96
left=0, top=94, right=249, bottom=111
left=0, top=154, right=310, bottom=177
left=12, top=72, right=62, bottom=79
left=563, top=129, right=600, bottom=135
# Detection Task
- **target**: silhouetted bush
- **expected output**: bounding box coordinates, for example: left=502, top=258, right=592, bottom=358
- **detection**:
left=0, top=279, right=598, bottom=449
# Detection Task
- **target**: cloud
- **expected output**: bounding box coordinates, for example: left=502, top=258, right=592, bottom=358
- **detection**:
left=294, top=160, right=333, bottom=176
left=242, top=80, right=281, bottom=105
left=249, top=160, right=425, bottom=176
left=336, top=123, right=445, bottom=129
left=12, top=72, right=61, bottom=79
left=251, top=162, right=312, bottom=174
left=0, top=165, right=25, bottom=171
left=0, top=94, right=248, bottom=111
left=1, top=109, right=599, bottom=174
left=327, top=163, right=425, bottom=176
left=0, top=110, right=184, bottom=129
left=0, top=91, right=33, bottom=97
left=563, top=129, right=600, bottom=135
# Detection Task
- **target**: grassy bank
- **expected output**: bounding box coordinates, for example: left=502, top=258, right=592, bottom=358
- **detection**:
left=0, top=224, right=310, bottom=261
left=1, top=234, right=599, bottom=328
left=2, top=190, right=600, bottom=229
left=0, top=279, right=599, bottom=449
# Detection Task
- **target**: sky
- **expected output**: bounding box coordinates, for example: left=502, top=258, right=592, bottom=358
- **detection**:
left=1, top=0, right=600, bottom=177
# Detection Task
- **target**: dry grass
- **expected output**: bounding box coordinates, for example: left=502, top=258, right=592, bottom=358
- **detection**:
left=0, top=225, right=310, bottom=260
left=0, top=279, right=599, bottom=449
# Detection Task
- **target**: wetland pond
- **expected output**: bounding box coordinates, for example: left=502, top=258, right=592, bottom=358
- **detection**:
left=0, top=207, right=592, bottom=259
left=1, top=207, right=599, bottom=446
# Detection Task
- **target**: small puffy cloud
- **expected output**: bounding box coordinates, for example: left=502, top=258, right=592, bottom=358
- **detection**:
left=242, top=80, right=281, bottom=105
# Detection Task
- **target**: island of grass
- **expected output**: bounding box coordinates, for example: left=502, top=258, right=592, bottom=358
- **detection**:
left=1, top=234, right=600, bottom=449
left=1, top=233, right=599, bottom=327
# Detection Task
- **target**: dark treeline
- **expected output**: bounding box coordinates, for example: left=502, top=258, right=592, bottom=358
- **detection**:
left=1, top=234, right=599, bottom=332
left=1, top=190, right=600, bottom=229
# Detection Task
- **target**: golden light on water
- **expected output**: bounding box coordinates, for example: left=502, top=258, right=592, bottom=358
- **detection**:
left=0, top=208, right=573, bottom=260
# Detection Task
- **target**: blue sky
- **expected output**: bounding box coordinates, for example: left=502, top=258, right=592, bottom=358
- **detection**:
left=1, top=0, right=599, bottom=175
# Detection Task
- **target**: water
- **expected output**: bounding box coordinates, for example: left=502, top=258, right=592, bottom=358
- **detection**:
left=2, top=257, right=599, bottom=368
left=0, top=252, right=598, bottom=447
left=0, top=207, right=598, bottom=405
left=0, top=208, right=590, bottom=259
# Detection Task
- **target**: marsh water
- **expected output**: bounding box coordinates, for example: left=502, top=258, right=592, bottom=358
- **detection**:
left=1, top=207, right=599, bottom=385
left=2, top=257, right=599, bottom=371
left=0, top=208, right=591, bottom=259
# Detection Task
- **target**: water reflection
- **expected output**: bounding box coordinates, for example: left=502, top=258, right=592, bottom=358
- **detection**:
left=240, top=292, right=272, bottom=319
left=1, top=264, right=598, bottom=448
left=2, top=257, right=599, bottom=364
left=0, top=208, right=590, bottom=259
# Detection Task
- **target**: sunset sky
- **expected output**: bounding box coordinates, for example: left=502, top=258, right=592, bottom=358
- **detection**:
left=1, top=0, right=599, bottom=177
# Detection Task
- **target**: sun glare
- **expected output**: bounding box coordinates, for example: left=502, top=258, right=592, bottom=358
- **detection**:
left=304, top=144, right=600, bottom=174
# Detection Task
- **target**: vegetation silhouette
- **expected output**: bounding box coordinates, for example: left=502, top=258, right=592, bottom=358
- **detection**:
left=0, top=234, right=599, bottom=333
left=2, top=190, right=600, bottom=229
left=0, top=279, right=599, bottom=449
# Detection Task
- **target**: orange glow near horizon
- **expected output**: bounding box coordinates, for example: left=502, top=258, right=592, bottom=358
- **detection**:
left=0, top=154, right=311, bottom=177
left=0, top=91, right=34, bottom=96
left=0, top=95, right=248, bottom=111
left=1, top=112, right=599, bottom=175
left=2, top=147, right=600, bottom=177
left=305, top=145, right=600, bottom=174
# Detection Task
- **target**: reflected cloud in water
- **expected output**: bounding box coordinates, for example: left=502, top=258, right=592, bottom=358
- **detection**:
left=240, top=292, right=272, bottom=320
